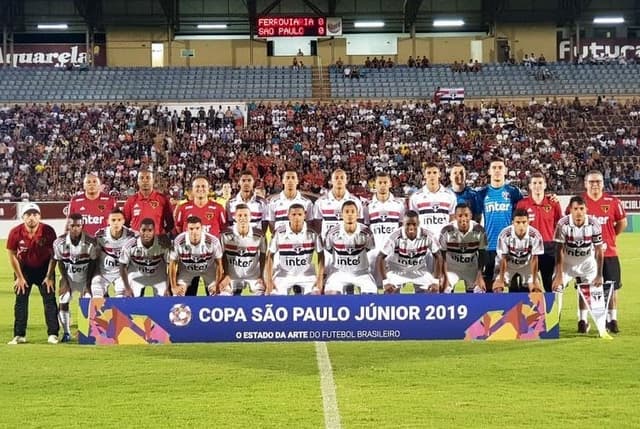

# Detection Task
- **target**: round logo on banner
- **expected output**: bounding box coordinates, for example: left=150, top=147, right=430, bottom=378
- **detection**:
left=169, top=303, right=192, bottom=327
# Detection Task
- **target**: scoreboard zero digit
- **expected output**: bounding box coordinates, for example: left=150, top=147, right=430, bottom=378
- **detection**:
left=257, top=16, right=326, bottom=37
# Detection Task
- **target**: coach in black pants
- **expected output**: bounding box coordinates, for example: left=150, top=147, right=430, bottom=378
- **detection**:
left=7, top=203, right=60, bottom=344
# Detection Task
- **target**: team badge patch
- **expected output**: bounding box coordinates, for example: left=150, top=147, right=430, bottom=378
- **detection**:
left=601, top=205, right=609, bottom=213
left=543, top=205, right=551, bottom=213
left=97, top=204, right=105, bottom=212
left=149, top=201, right=159, bottom=209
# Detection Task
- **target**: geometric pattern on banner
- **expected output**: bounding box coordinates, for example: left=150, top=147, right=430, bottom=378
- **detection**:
left=78, top=298, right=172, bottom=345
left=464, top=293, right=557, bottom=340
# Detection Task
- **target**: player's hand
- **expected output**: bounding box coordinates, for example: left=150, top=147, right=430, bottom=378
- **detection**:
left=552, top=279, right=564, bottom=292
left=383, top=283, right=397, bottom=294
left=475, top=277, right=486, bottom=291
left=14, top=277, right=28, bottom=295
left=547, top=193, right=559, bottom=203
left=82, top=288, right=92, bottom=298
left=427, top=283, right=440, bottom=293
left=311, top=285, right=322, bottom=295
left=593, top=275, right=604, bottom=287
left=492, top=279, right=505, bottom=292
left=206, top=284, right=217, bottom=296
left=59, top=281, right=71, bottom=297
left=529, top=282, right=543, bottom=293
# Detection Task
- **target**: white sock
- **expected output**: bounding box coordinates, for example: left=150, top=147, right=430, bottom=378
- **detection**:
left=609, top=310, right=617, bottom=321
left=59, top=311, right=70, bottom=334
left=579, top=310, right=588, bottom=322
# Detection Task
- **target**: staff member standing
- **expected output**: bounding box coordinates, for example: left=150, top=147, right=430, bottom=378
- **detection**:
left=123, top=170, right=174, bottom=235
left=7, top=203, right=60, bottom=345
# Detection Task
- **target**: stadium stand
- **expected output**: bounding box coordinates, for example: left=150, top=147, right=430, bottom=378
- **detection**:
left=329, top=63, right=640, bottom=99
left=0, top=66, right=313, bottom=102
left=0, top=98, right=638, bottom=201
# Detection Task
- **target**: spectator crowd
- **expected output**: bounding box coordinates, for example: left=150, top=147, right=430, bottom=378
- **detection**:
left=0, top=97, right=639, bottom=202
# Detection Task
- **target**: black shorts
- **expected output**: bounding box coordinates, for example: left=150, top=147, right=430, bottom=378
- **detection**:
left=603, top=256, right=622, bottom=290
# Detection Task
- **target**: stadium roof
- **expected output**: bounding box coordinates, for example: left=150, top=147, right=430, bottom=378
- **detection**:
left=0, top=0, right=637, bottom=35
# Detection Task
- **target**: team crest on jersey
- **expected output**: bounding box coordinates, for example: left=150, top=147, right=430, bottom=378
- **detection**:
left=346, top=246, right=355, bottom=254
left=601, top=205, right=610, bottom=213
left=149, top=201, right=159, bottom=209
left=543, top=205, right=551, bottom=213
left=502, top=191, right=510, bottom=200
left=459, top=244, right=466, bottom=252
left=206, top=212, right=214, bottom=220
left=407, top=248, right=416, bottom=257
left=97, top=204, right=105, bottom=212
left=432, top=204, right=439, bottom=212
left=574, top=239, right=584, bottom=246
left=379, top=210, right=388, bottom=221
left=238, top=247, right=246, bottom=256
left=334, top=209, right=342, bottom=220
left=294, top=245, right=303, bottom=254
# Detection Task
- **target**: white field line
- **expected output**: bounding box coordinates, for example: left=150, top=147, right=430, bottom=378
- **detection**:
left=315, top=341, right=342, bottom=429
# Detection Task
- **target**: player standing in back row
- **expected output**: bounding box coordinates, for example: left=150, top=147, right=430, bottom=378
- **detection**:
left=67, top=173, right=117, bottom=237
left=581, top=171, right=627, bottom=333
left=476, top=157, right=523, bottom=292
left=409, top=162, right=457, bottom=239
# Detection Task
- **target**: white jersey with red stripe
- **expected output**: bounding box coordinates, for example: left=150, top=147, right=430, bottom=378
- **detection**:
left=53, top=233, right=98, bottom=284
left=366, top=195, right=405, bottom=250
left=313, top=190, right=364, bottom=239
left=225, top=193, right=268, bottom=231
left=119, top=237, right=170, bottom=278
left=220, top=225, right=266, bottom=280
left=408, top=185, right=456, bottom=237
left=266, top=191, right=314, bottom=231
left=381, top=227, right=438, bottom=276
left=170, top=231, right=223, bottom=274
left=269, top=223, right=322, bottom=278
left=94, top=226, right=136, bottom=278
left=438, top=221, right=488, bottom=270
left=325, top=223, right=375, bottom=276
left=496, top=225, right=545, bottom=271
left=553, top=215, right=604, bottom=267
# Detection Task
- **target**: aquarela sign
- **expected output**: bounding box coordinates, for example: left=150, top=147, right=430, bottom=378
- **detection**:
left=0, top=43, right=106, bottom=67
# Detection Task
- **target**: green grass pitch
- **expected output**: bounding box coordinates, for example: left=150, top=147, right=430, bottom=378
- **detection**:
left=0, top=236, right=639, bottom=428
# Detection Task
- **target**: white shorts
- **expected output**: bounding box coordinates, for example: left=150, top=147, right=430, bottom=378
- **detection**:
left=325, top=272, right=377, bottom=294
left=272, top=275, right=318, bottom=295
left=445, top=268, right=477, bottom=292
left=177, top=268, right=217, bottom=290
left=385, top=271, right=438, bottom=292
left=65, top=279, right=88, bottom=294
left=499, top=265, right=537, bottom=285
left=128, top=273, right=168, bottom=297
left=219, top=279, right=265, bottom=296
left=557, top=260, right=597, bottom=288
left=91, top=273, right=126, bottom=298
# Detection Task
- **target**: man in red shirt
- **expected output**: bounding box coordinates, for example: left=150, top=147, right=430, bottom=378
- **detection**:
left=7, top=203, right=60, bottom=345
left=174, top=176, right=226, bottom=237
left=174, top=176, right=226, bottom=296
left=123, top=170, right=174, bottom=236
left=67, top=173, right=117, bottom=237
left=581, top=170, right=627, bottom=333
left=516, top=172, right=562, bottom=292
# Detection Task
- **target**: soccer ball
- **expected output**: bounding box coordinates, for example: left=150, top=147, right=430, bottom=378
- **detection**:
left=168, top=304, right=192, bottom=327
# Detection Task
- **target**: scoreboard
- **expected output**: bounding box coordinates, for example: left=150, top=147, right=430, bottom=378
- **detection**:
left=257, top=16, right=327, bottom=37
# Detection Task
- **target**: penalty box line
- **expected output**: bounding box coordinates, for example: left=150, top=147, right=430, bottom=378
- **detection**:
left=315, top=341, right=342, bottom=429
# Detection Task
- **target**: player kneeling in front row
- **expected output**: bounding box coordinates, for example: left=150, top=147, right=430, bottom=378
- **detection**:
left=439, top=203, right=488, bottom=293
left=324, top=201, right=377, bottom=295
left=119, top=218, right=171, bottom=297
left=552, top=196, right=604, bottom=334
left=376, top=210, right=441, bottom=294
left=53, top=213, right=98, bottom=342
left=265, top=204, right=324, bottom=295
left=169, top=215, right=223, bottom=296
left=492, top=208, right=545, bottom=293
left=91, top=208, right=136, bottom=298
left=217, top=204, right=267, bottom=296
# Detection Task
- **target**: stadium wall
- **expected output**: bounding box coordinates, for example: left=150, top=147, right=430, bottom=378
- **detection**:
left=104, top=24, right=557, bottom=67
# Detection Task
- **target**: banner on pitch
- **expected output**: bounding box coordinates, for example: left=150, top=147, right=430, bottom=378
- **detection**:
left=78, top=293, right=560, bottom=345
